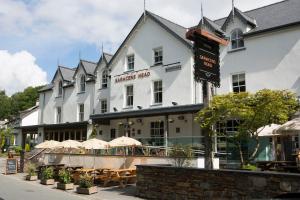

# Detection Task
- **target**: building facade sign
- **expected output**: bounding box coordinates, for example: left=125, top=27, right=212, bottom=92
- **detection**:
left=114, top=70, right=151, bottom=83
left=193, top=35, right=220, bottom=87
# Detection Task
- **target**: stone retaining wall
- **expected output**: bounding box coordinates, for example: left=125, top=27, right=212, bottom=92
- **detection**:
left=136, top=165, right=300, bottom=199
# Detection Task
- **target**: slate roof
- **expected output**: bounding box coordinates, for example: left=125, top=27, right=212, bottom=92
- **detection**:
left=196, top=17, right=225, bottom=36
left=80, top=60, right=97, bottom=75
left=59, top=66, right=75, bottom=82
left=214, top=0, right=300, bottom=35
left=39, top=84, right=53, bottom=92
left=103, top=53, right=113, bottom=63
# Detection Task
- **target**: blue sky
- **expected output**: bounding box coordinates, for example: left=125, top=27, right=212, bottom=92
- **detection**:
left=0, top=0, right=282, bottom=95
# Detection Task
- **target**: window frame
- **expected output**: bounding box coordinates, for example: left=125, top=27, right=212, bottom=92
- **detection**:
left=150, top=121, right=165, bottom=146
left=100, top=99, right=108, bottom=113
left=231, top=29, right=244, bottom=50
left=78, top=104, right=84, bottom=122
left=125, top=85, right=134, bottom=108
left=232, top=73, right=246, bottom=93
left=58, top=81, right=63, bottom=97
left=56, top=107, right=62, bottom=124
left=79, top=74, right=86, bottom=92
left=153, top=80, right=163, bottom=104
left=127, top=54, right=135, bottom=71
left=153, top=48, right=163, bottom=65
left=101, top=69, right=108, bottom=89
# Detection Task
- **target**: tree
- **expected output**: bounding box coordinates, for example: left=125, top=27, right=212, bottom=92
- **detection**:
left=195, top=89, right=299, bottom=166
left=0, top=90, right=11, bottom=120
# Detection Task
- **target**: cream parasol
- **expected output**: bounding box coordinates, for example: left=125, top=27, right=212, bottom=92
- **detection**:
left=109, top=136, right=142, bottom=169
left=35, top=140, right=61, bottom=149
left=56, top=140, right=83, bottom=166
left=82, top=139, right=109, bottom=169
left=257, top=124, right=281, bottom=137
left=277, top=118, right=300, bottom=135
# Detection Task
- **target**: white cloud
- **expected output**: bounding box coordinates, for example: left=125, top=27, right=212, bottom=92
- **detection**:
left=0, top=50, right=47, bottom=96
left=0, top=0, right=283, bottom=47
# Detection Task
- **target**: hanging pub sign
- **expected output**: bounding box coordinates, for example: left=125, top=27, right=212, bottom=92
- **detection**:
left=186, top=28, right=228, bottom=87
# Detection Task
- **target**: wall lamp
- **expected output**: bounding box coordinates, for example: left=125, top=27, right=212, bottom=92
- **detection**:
left=172, top=102, right=178, bottom=106
left=137, top=106, right=143, bottom=109
left=113, top=107, right=118, bottom=112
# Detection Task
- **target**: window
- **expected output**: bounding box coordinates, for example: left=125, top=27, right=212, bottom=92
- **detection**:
left=150, top=121, right=164, bottom=146
left=78, top=104, right=84, bottom=122
left=58, top=81, right=63, bottom=96
left=102, top=70, right=108, bottom=89
left=127, top=55, right=134, bottom=71
left=232, top=73, right=246, bottom=93
left=153, top=80, right=162, bottom=104
left=101, top=99, right=107, bottom=113
left=56, top=107, right=62, bottom=124
left=231, top=29, right=244, bottom=49
left=110, top=129, right=116, bottom=139
left=80, top=75, right=86, bottom=92
left=154, top=48, right=163, bottom=65
left=126, top=85, right=133, bottom=107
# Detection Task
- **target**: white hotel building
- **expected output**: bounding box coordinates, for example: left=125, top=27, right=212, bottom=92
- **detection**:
left=20, top=0, right=300, bottom=159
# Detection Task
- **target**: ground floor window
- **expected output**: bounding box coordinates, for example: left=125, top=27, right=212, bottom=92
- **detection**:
left=45, top=128, right=87, bottom=142
left=150, top=121, right=164, bottom=146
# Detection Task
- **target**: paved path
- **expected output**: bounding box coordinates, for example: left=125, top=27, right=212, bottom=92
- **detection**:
left=0, top=173, right=143, bottom=200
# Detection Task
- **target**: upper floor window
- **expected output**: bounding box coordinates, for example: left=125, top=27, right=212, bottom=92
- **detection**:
left=232, top=73, right=246, bottom=93
left=78, top=104, right=84, bottom=122
left=231, top=29, right=244, bottom=49
left=58, top=81, right=63, bottom=96
left=56, top=107, right=62, bottom=124
left=153, top=80, right=162, bottom=104
left=102, top=70, right=108, bottom=89
left=101, top=99, right=107, bottom=113
left=80, top=75, right=86, bottom=92
left=154, top=48, right=163, bottom=65
left=127, top=55, right=134, bottom=71
left=126, top=85, right=133, bottom=107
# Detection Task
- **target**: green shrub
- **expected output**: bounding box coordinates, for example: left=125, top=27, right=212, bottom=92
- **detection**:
left=79, top=174, right=93, bottom=188
left=58, top=169, right=71, bottom=184
left=14, top=146, right=22, bottom=153
left=26, top=162, right=37, bottom=176
left=169, top=145, right=194, bottom=167
left=41, top=167, right=54, bottom=180
left=242, top=164, right=257, bottom=171
left=25, top=144, right=30, bottom=152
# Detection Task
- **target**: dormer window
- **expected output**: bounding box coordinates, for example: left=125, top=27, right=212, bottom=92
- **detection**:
left=102, top=70, right=108, bottom=89
left=231, top=29, right=244, bottom=49
left=58, top=81, right=63, bottom=96
left=80, top=75, right=86, bottom=92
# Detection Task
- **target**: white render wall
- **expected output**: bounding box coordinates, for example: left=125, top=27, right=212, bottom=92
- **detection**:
left=218, top=26, right=300, bottom=96
left=109, top=17, right=197, bottom=112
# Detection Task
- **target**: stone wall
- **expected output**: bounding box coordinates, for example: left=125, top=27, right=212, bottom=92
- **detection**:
left=136, top=165, right=300, bottom=199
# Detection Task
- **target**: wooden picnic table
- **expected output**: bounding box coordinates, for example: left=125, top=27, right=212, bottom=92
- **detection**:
left=256, top=161, right=296, bottom=171
left=65, top=165, right=83, bottom=171
left=72, top=168, right=96, bottom=183
left=98, top=168, right=137, bottom=188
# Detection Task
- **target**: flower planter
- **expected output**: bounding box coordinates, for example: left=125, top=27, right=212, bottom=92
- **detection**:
left=76, top=186, right=98, bottom=195
left=26, top=175, right=38, bottom=181
left=41, top=179, right=55, bottom=185
left=57, top=183, right=74, bottom=190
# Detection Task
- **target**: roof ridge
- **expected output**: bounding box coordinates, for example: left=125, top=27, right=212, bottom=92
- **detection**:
left=103, top=52, right=113, bottom=56
left=146, top=10, right=187, bottom=29
left=214, top=0, right=286, bottom=22
left=58, top=65, right=75, bottom=70
left=80, top=59, right=97, bottom=64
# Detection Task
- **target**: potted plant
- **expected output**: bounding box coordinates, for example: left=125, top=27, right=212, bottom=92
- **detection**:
left=57, top=169, right=74, bottom=190
left=40, top=167, right=55, bottom=185
left=76, top=174, right=97, bottom=195
left=25, top=162, right=37, bottom=181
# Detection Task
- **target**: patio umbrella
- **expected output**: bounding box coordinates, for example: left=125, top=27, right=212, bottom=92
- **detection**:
left=56, top=140, right=82, bottom=166
left=35, top=140, right=61, bottom=149
left=277, top=117, right=300, bottom=135
left=257, top=124, right=281, bottom=161
left=82, top=139, right=109, bottom=169
left=257, top=124, right=281, bottom=137
left=109, top=136, right=142, bottom=169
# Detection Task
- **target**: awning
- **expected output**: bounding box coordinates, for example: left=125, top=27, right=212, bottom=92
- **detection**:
left=91, top=104, right=203, bottom=123
left=17, top=121, right=88, bottom=131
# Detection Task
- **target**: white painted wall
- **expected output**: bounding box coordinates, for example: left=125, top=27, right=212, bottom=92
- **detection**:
left=22, top=109, right=38, bottom=126
left=218, top=26, right=300, bottom=96
left=109, top=17, right=195, bottom=113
